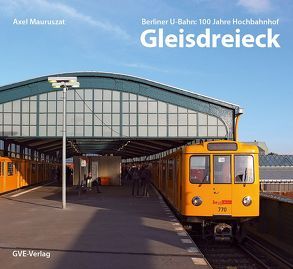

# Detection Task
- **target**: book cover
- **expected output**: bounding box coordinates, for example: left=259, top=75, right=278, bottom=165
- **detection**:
left=0, top=1, right=292, bottom=268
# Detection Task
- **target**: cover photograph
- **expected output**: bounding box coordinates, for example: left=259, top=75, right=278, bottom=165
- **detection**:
left=0, top=1, right=292, bottom=268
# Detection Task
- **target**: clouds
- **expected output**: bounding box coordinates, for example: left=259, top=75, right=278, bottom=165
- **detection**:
left=121, top=62, right=170, bottom=73
left=237, top=0, right=272, bottom=13
left=188, top=0, right=273, bottom=13
left=0, top=0, right=130, bottom=40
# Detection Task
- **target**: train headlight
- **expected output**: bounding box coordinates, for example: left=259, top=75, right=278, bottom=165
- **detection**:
left=192, top=196, right=202, bottom=206
left=242, top=196, right=252, bottom=206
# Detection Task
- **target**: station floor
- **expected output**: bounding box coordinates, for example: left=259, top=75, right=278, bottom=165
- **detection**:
left=0, top=182, right=210, bottom=269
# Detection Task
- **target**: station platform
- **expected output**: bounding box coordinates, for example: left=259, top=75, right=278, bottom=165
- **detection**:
left=0, top=182, right=210, bottom=269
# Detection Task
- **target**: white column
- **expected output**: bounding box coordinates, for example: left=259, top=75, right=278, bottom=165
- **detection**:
left=62, top=86, right=67, bottom=209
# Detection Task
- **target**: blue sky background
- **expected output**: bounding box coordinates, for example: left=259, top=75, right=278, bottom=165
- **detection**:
left=0, top=0, right=292, bottom=153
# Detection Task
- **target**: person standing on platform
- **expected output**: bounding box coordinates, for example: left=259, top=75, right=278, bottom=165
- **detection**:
left=122, top=164, right=131, bottom=186
left=130, top=164, right=141, bottom=196
left=92, top=176, right=101, bottom=193
left=121, top=164, right=126, bottom=185
left=141, top=164, right=152, bottom=197
left=85, top=172, right=92, bottom=190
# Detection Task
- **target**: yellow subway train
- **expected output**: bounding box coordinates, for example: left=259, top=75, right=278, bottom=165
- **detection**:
left=0, top=157, right=59, bottom=194
left=151, top=140, right=259, bottom=238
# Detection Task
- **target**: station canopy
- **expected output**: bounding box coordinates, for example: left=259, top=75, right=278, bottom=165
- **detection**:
left=0, top=72, right=241, bottom=158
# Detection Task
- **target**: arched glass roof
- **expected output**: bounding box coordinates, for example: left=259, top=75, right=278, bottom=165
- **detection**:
left=0, top=72, right=241, bottom=157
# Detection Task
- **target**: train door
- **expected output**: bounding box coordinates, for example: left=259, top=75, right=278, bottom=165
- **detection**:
left=232, top=154, right=259, bottom=217
left=158, top=160, right=162, bottom=189
left=174, top=155, right=181, bottom=210
left=212, top=155, right=232, bottom=216
left=38, top=164, right=41, bottom=183
left=161, top=159, right=167, bottom=195
left=18, top=160, right=22, bottom=187
left=172, top=158, right=176, bottom=206
left=26, top=160, right=31, bottom=186
left=15, top=161, right=20, bottom=188
left=6, top=161, right=17, bottom=192
left=175, top=154, right=183, bottom=211
left=44, top=163, right=47, bottom=181
left=19, top=160, right=27, bottom=187
left=187, top=155, right=213, bottom=216
left=167, top=159, right=174, bottom=202
left=31, top=162, right=37, bottom=184
left=0, top=161, right=5, bottom=193
left=153, top=161, right=159, bottom=188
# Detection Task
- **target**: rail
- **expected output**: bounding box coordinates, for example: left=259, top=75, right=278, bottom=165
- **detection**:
left=190, top=232, right=293, bottom=269
left=240, top=235, right=293, bottom=269
left=190, top=237, right=260, bottom=269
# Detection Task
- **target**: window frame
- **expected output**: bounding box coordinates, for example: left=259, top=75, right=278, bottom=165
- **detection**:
left=7, top=162, right=14, bottom=176
left=167, top=159, right=174, bottom=181
left=189, top=155, right=211, bottom=184
left=234, top=154, right=255, bottom=184
left=213, top=155, right=232, bottom=184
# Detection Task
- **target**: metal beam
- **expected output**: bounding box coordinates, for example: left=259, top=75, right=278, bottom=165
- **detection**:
left=129, top=140, right=165, bottom=151
left=27, top=139, right=60, bottom=147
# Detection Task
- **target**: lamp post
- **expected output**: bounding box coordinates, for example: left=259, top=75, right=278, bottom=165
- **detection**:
left=48, top=77, right=80, bottom=209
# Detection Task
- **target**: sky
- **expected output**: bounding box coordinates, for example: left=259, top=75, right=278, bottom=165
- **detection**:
left=0, top=0, right=292, bottom=154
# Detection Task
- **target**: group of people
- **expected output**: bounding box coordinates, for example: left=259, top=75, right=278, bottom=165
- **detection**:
left=122, top=163, right=152, bottom=197
left=81, top=163, right=152, bottom=197
left=52, top=166, right=73, bottom=186
left=82, top=172, right=101, bottom=193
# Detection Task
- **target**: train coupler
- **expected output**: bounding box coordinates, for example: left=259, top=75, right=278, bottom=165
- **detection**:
left=214, top=223, right=232, bottom=241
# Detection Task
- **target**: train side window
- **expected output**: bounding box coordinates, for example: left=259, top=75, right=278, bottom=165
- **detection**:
left=7, top=162, right=14, bottom=176
left=190, top=156, right=210, bottom=184
left=214, top=155, right=231, bottom=184
left=235, top=155, right=254, bottom=183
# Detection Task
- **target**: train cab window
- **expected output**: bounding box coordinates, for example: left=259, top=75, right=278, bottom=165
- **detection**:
left=7, top=162, right=14, bottom=176
left=214, top=156, right=231, bottom=184
left=235, top=155, right=254, bottom=183
left=190, top=156, right=210, bottom=184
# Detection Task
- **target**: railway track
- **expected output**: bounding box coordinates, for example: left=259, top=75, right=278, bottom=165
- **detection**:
left=191, top=236, right=261, bottom=269
left=189, top=232, right=293, bottom=269
left=239, top=235, right=293, bottom=269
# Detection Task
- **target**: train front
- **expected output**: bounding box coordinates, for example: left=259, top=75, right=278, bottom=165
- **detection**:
left=182, top=141, right=259, bottom=239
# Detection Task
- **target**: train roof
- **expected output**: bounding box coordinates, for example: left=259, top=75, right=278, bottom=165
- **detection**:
left=183, top=140, right=259, bottom=154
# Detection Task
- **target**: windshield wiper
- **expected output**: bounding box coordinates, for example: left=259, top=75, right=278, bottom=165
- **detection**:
left=199, top=172, right=209, bottom=185
left=243, top=168, right=247, bottom=186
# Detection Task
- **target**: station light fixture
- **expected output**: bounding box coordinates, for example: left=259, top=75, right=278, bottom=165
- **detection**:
left=117, top=140, right=131, bottom=152
left=238, top=108, right=244, bottom=115
left=48, top=77, right=80, bottom=88
left=48, top=76, right=80, bottom=209
left=68, top=140, right=80, bottom=154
